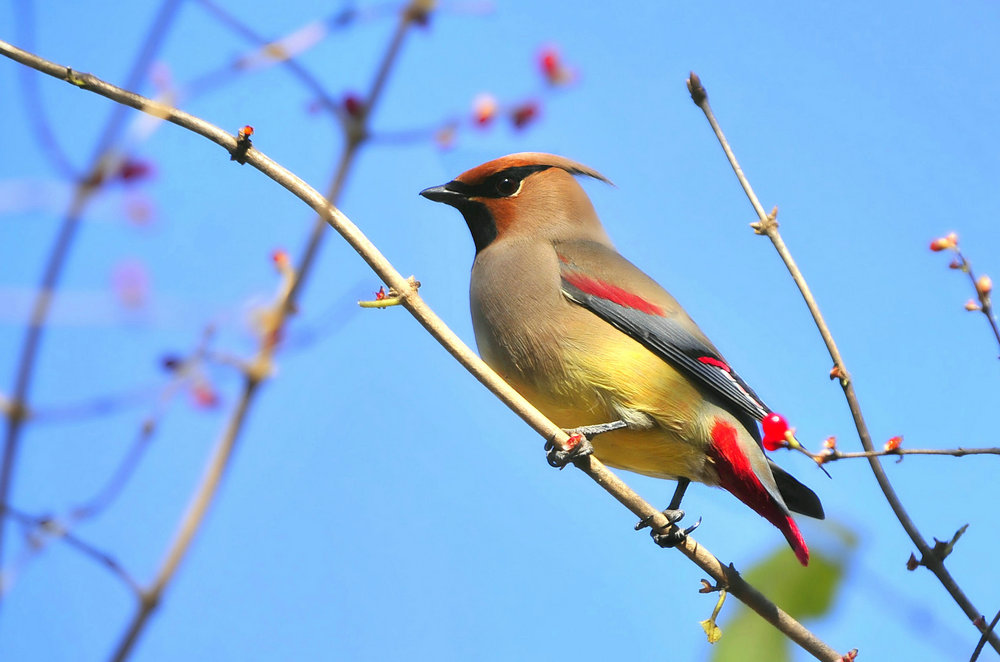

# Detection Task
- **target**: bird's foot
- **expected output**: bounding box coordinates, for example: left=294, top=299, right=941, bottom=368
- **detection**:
left=635, top=509, right=702, bottom=548
left=545, top=421, right=628, bottom=469
left=544, top=433, right=594, bottom=469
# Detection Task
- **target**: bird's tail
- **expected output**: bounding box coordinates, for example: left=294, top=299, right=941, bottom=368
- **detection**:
left=758, top=502, right=809, bottom=566
left=708, top=419, right=810, bottom=566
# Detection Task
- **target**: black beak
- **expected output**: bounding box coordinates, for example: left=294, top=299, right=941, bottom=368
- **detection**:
left=419, top=182, right=466, bottom=206
left=419, top=180, right=494, bottom=253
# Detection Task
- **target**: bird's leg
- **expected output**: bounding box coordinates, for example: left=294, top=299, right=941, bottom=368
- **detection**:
left=566, top=421, right=629, bottom=437
left=635, top=478, right=702, bottom=548
left=544, top=420, right=627, bottom=469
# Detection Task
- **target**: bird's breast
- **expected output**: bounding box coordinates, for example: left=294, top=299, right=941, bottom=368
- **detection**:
left=468, top=239, right=716, bottom=483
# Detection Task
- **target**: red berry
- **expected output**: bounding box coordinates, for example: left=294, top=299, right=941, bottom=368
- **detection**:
left=761, top=413, right=789, bottom=451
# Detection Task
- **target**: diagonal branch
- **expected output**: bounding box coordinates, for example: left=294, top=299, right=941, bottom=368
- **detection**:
left=0, top=40, right=845, bottom=662
left=686, top=70, right=1000, bottom=654
left=110, top=5, right=423, bottom=660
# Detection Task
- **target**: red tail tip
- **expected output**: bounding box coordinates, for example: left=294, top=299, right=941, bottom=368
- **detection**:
left=784, top=515, right=810, bottom=566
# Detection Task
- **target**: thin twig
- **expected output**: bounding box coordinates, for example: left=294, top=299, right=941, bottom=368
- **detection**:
left=687, top=70, right=1000, bottom=654
left=109, top=375, right=260, bottom=662
left=27, top=385, right=160, bottom=423
left=13, top=0, right=78, bottom=178
left=70, top=411, right=162, bottom=521
left=0, top=0, right=183, bottom=617
left=3, top=507, right=142, bottom=595
left=792, top=444, right=1000, bottom=466
left=970, top=609, right=1000, bottom=662
left=191, top=0, right=343, bottom=116
left=0, top=40, right=845, bottom=662
left=953, top=249, right=1000, bottom=358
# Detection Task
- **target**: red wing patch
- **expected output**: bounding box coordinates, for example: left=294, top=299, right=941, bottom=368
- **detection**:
left=710, top=419, right=809, bottom=566
left=697, top=356, right=731, bottom=372
left=562, top=271, right=665, bottom=316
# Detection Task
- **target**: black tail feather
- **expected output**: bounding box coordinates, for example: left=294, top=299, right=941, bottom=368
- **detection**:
left=769, top=460, right=825, bottom=519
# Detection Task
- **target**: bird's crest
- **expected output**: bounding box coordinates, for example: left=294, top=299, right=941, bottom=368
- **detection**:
left=455, top=152, right=613, bottom=187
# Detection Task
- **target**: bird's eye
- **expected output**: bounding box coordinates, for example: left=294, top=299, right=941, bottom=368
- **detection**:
left=495, top=177, right=519, bottom=197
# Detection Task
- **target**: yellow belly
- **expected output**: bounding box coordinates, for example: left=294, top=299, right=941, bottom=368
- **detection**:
left=505, top=340, right=715, bottom=484
left=590, top=427, right=711, bottom=482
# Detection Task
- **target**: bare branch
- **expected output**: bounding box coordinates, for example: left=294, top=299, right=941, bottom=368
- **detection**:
left=687, top=70, right=1000, bottom=654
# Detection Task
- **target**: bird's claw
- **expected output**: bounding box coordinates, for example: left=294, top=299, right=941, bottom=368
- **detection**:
left=636, top=509, right=701, bottom=548
left=544, top=434, right=594, bottom=469
left=651, top=518, right=702, bottom=548
left=636, top=508, right=685, bottom=531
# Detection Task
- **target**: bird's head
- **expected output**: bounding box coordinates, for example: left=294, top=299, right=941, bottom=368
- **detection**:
left=420, top=152, right=613, bottom=253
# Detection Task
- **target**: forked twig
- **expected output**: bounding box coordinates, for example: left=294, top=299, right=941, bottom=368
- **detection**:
left=686, top=70, right=999, bottom=654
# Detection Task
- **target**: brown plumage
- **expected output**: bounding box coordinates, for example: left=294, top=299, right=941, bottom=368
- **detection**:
left=421, top=153, right=823, bottom=564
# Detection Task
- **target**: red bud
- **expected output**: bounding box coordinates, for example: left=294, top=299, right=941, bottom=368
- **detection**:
left=511, top=101, right=540, bottom=129
left=976, top=274, right=992, bottom=296
left=192, top=382, right=219, bottom=409
left=117, top=158, right=155, bottom=183
left=472, top=94, right=497, bottom=127
left=272, top=248, right=290, bottom=269
left=343, top=94, right=364, bottom=118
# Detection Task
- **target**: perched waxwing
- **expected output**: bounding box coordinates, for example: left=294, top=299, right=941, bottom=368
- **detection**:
left=421, top=153, right=824, bottom=565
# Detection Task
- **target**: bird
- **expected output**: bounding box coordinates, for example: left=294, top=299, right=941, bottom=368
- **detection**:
left=420, top=152, right=824, bottom=565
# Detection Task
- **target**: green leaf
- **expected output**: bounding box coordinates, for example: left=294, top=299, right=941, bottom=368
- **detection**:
left=710, top=526, right=855, bottom=662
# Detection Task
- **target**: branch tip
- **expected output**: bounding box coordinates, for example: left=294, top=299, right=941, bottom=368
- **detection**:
left=403, top=0, right=436, bottom=26
left=686, top=71, right=707, bottom=106
left=359, top=278, right=420, bottom=309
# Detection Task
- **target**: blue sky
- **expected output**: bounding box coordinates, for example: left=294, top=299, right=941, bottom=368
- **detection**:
left=2, top=1, right=1000, bottom=660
